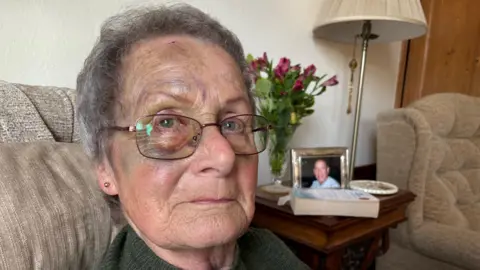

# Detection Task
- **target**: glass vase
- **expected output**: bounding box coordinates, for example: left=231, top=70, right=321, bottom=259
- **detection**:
left=269, top=148, right=290, bottom=185
left=261, top=130, right=295, bottom=194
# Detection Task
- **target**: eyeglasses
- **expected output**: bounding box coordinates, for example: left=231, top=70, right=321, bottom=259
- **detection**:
left=109, top=114, right=271, bottom=160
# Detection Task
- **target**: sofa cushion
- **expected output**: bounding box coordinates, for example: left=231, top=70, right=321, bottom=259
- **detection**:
left=423, top=129, right=480, bottom=232
left=0, top=142, right=112, bottom=269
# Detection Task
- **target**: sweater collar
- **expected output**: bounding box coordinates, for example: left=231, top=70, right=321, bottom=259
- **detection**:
left=125, top=225, right=243, bottom=269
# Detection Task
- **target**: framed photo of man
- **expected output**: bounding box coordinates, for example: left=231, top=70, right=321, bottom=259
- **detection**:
left=291, top=147, right=349, bottom=189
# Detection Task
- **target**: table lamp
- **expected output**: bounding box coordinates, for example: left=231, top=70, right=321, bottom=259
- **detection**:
left=312, top=0, right=427, bottom=183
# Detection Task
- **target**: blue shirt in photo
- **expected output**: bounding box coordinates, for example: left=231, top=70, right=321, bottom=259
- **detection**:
left=310, top=176, right=340, bottom=189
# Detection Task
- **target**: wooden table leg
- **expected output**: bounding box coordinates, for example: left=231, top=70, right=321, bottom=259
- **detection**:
left=381, top=230, right=390, bottom=255
left=360, top=233, right=382, bottom=270
left=294, top=246, right=321, bottom=269
left=325, top=248, right=344, bottom=270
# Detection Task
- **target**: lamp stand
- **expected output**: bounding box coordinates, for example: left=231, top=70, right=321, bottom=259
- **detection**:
left=348, top=21, right=378, bottom=183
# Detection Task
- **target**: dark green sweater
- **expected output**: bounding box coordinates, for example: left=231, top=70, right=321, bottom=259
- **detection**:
left=99, top=225, right=310, bottom=270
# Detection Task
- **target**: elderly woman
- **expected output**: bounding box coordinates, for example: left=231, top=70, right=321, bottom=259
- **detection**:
left=76, top=4, right=309, bottom=270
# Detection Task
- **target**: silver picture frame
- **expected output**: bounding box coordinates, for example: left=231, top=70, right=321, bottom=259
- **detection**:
left=291, top=147, right=350, bottom=189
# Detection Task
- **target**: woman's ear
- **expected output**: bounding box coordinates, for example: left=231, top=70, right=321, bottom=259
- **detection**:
left=96, top=160, right=119, bottom=196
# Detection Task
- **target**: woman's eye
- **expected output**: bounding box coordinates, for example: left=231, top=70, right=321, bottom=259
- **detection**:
left=158, top=118, right=176, bottom=128
left=222, top=119, right=244, bottom=133
left=150, top=116, right=187, bottom=133
left=223, top=121, right=235, bottom=129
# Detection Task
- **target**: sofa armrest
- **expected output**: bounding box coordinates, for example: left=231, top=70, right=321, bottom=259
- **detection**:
left=377, top=108, right=433, bottom=231
left=15, top=83, right=79, bottom=143
left=412, top=222, right=480, bottom=270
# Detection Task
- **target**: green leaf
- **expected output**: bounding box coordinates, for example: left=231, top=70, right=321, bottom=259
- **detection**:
left=313, top=86, right=327, bottom=96
left=246, top=54, right=255, bottom=64
left=316, top=74, right=327, bottom=82
left=304, top=109, right=314, bottom=115
left=267, top=98, right=274, bottom=112
left=303, top=95, right=315, bottom=107
left=255, top=78, right=272, bottom=96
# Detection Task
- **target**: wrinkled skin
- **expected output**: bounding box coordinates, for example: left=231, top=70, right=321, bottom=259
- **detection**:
left=96, top=35, right=258, bottom=269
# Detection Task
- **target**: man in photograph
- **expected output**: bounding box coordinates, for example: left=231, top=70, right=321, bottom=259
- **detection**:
left=310, top=159, right=340, bottom=189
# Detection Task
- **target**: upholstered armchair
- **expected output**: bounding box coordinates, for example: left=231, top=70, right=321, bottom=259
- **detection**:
left=375, top=93, right=480, bottom=270
left=0, top=81, right=124, bottom=269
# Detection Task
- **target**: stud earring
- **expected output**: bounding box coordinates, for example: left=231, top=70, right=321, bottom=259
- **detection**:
left=104, top=182, right=110, bottom=188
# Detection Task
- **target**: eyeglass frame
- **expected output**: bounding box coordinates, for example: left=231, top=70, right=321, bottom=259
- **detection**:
left=107, top=113, right=273, bottom=160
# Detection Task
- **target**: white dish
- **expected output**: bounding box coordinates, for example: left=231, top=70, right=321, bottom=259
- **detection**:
left=349, top=180, right=398, bottom=195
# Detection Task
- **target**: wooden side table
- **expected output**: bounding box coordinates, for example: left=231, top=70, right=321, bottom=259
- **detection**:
left=252, top=187, right=415, bottom=270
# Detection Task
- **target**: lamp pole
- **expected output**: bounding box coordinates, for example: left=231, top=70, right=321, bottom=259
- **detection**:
left=348, top=20, right=378, bottom=184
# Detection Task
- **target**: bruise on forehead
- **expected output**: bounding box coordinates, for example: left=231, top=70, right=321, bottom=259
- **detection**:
left=116, top=36, right=249, bottom=122
left=218, top=71, right=246, bottom=93
left=192, top=76, right=207, bottom=103
left=136, top=79, right=194, bottom=117
left=165, top=40, right=211, bottom=102
left=116, top=37, right=207, bottom=120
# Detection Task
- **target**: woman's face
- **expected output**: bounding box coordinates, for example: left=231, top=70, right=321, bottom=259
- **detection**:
left=98, top=35, right=258, bottom=249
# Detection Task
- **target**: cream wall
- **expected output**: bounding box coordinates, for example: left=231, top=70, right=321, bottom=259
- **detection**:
left=0, top=0, right=402, bottom=185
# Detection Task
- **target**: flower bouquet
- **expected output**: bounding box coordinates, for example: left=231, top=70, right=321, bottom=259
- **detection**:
left=247, top=53, right=338, bottom=193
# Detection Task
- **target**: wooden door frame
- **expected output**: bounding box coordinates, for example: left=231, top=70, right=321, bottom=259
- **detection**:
left=394, top=0, right=433, bottom=108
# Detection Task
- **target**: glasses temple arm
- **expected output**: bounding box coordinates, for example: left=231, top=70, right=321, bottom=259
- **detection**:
left=109, top=126, right=137, bottom=132
left=252, top=125, right=273, bottom=132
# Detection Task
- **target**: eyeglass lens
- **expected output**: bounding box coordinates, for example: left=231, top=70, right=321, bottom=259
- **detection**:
left=134, top=114, right=268, bottom=160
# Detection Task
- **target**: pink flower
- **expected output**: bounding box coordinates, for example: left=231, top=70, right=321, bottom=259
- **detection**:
left=256, top=58, right=267, bottom=70
left=247, top=61, right=259, bottom=83
left=274, top=57, right=291, bottom=80
left=293, top=79, right=304, bottom=91
left=290, top=64, right=301, bottom=72
left=278, top=57, right=290, bottom=70
left=274, top=68, right=284, bottom=80
left=262, top=52, right=269, bottom=64
left=321, top=75, right=339, bottom=87
left=250, top=60, right=258, bottom=71
left=249, top=53, right=268, bottom=72
left=304, top=64, right=316, bottom=77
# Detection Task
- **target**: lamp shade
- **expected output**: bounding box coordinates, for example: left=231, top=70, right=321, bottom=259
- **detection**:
left=313, top=0, right=427, bottom=43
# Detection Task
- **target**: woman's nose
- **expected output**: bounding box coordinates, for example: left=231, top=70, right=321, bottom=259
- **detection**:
left=191, top=126, right=236, bottom=176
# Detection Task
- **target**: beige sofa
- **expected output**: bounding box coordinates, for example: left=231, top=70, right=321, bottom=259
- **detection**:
left=376, top=93, right=480, bottom=270
left=0, top=81, right=124, bottom=269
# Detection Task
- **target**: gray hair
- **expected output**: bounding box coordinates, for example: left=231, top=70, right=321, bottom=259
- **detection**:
left=76, top=3, right=253, bottom=164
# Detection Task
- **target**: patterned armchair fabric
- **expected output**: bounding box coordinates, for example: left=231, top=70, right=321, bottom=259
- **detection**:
left=0, top=80, right=79, bottom=143
left=0, top=81, right=123, bottom=269
left=376, top=93, right=480, bottom=270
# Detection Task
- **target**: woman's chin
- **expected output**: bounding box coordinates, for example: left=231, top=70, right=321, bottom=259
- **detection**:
left=178, top=214, right=249, bottom=249
left=132, top=202, right=253, bottom=250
